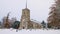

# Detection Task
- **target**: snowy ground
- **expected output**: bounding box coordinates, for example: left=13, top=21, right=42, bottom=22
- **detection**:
left=0, top=29, right=60, bottom=34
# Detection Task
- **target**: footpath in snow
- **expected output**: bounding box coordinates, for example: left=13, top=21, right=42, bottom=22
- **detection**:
left=0, top=29, right=60, bottom=34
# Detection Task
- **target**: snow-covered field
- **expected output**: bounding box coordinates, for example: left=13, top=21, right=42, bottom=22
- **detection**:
left=0, top=29, right=60, bottom=34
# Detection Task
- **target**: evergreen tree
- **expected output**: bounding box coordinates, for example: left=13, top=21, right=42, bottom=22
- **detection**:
left=12, top=21, right=20, bottom=29
left=47, top=0, right=60, bottom=29
left=41, top=21, right=46, bottom=28
left=0, top=21, right=1, bottom=25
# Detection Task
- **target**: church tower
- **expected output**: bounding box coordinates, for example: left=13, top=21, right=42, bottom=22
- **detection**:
left=19, top=0, right=30, bottom=29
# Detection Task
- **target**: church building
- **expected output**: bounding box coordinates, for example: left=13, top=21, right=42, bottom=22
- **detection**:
left=19, top=0, right=42, bottom=29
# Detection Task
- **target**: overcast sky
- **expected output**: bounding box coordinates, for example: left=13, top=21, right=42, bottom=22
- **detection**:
left=0, top=0, right=54, bottom=22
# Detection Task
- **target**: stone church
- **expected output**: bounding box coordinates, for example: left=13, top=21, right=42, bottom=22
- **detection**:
left=19, top=0, right=42, bottom=29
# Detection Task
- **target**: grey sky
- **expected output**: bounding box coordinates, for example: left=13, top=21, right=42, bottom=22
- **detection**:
left=0, top=0, right=54, bottom=22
